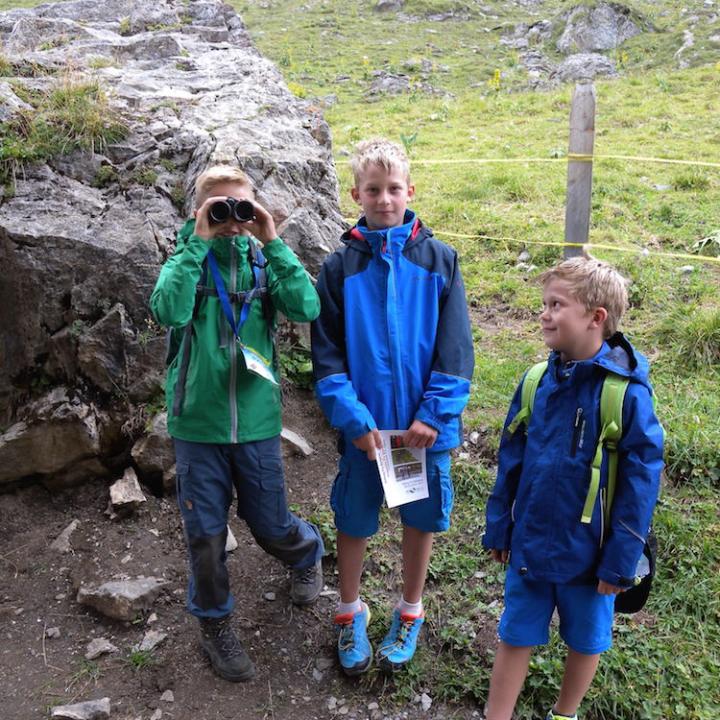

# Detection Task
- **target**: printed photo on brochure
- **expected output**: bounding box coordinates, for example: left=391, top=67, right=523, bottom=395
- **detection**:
left=375, top=430, right=428, bottom=508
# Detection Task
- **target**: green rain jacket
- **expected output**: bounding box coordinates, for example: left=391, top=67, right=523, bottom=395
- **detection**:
left=150, top=219, right=320, bottom=444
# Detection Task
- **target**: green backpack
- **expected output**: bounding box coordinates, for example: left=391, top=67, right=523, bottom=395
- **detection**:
left=507, top=360, right=657, bottom=613
left=507, top=360, right=629, bottom=528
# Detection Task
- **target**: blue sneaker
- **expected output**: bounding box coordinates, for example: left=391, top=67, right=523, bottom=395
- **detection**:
left=335, top=602, right=372, bottom=676
left=376, top=609, right=424, bottom=672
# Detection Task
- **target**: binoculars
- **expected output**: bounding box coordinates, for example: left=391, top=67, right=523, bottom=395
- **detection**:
left=208, top=198, right=255, bottom=225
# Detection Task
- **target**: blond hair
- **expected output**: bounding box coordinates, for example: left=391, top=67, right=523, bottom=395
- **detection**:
left=539, top=257, right=629, bottom=337
left=194, top=165, right=253, bottom=206
left=350, top=137, right=410, bottom=186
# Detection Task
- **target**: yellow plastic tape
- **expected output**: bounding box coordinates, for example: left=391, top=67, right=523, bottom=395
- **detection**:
left=336, top=154, right=720, bottom=168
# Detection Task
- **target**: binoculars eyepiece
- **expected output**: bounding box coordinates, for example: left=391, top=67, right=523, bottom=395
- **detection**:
left=208, top=197, right=255, bottom=225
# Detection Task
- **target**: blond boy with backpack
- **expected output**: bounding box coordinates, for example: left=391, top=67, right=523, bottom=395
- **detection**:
left=482, top=257, right=664, bottom=720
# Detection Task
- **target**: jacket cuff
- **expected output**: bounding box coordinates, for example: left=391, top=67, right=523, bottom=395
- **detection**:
left=414, top=408, right=443, bottom=433
left=596, top=566, right=635, bottom=588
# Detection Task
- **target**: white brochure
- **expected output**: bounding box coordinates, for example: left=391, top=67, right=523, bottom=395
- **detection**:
left=375, top=430, right=429, bottom=508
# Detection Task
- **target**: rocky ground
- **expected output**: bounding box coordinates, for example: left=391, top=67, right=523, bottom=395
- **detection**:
left=0, top=389, right=484, bottom=720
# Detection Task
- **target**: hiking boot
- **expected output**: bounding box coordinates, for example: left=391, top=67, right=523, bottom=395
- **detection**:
left=290, top=558, right=323, bottom=605
left=199, top=615, right=255, bottom=682
left=376, top=609, right=424, bottom=673
left=545, top=711, right=578, bottom=720
left=335, top=602, right=372, bottom=676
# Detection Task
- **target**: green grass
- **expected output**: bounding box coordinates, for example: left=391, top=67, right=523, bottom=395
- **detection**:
left=0, top=74, right=127, bottom=185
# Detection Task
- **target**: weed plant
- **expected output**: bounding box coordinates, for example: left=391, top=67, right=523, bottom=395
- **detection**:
left=0, top=75, right=127, bottom=186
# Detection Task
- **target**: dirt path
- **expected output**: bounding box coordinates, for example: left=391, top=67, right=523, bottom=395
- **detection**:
left=0, top=390, right=478, bottom=720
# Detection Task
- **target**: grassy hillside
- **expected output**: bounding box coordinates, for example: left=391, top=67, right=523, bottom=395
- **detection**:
left=1, top=0, right=718, bottom=717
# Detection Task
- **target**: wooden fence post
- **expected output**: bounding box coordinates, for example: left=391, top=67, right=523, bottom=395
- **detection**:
left=564, top=81, right=596, bottom=258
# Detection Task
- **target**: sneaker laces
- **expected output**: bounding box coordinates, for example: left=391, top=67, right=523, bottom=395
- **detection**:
left=294, top=565, right=317, bottom=585
left=337, top=620, right=357, bottom=652
left=384, top=616, right=415, bottom=652
left=206, top=618, right=245, bottom=658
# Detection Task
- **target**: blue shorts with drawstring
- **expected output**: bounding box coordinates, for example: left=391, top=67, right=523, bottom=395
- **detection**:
left=330, top=442, right=453, bottom=537
left=499, top=566, right=614, bottom=654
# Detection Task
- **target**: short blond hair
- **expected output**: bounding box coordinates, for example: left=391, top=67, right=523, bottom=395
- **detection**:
left=194, top=165, right=253, bottom=206
left=539, top=257, right=629, bottom=337
left=350, top=138, right=410, bottom=186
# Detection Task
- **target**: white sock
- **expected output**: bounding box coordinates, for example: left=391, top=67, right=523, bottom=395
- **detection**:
left=397, top=596, right=423, bottom=616
left=336, top=598, right=362, bottom=615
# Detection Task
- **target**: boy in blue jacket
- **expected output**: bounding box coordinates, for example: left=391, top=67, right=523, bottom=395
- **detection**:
left=311, top=138, right=474, bottom=675
left=482, top=257, right=664, bottom=720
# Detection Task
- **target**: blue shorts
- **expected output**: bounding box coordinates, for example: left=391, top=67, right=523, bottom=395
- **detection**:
left=498, top=566, right=614, bottom=654
left=330, top=442, right=453, bottom=537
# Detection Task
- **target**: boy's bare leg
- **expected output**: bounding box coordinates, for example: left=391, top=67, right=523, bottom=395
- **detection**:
left=401, top=526, right=433, bottom=604
left=337, top=531, right=368, bottom=603
left=553, top=650, right=601, bottom=716
left=484, top=642, right=533, bottom=720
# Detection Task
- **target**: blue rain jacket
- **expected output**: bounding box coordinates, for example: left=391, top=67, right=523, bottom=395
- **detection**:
left=483, top=333, right=664, bottom=587
left=311, top=211, right=474, bottom=451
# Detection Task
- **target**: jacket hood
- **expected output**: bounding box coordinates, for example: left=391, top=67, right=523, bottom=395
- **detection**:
left=549, top=331, right=652, bottom=390
left=340, top=210, right=427, bottom=254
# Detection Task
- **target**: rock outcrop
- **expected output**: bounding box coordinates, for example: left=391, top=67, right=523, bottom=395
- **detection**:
left=0, top=0, right=345, bottom=488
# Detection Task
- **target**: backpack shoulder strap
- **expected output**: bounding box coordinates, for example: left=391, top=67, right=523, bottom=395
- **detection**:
left=506, top=361, right=548, bottom=435
left=581, top=371, right=630, bottom=524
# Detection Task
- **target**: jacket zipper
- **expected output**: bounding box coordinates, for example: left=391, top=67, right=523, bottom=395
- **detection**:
left=570, top=407, right=583, bottom=456
left=384, top=234, right=406, bottom=426
left=511, top=499, right=516, bottom=523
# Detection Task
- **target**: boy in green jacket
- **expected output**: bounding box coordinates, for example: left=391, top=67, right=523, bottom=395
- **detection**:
left=150, top=166, right=324, bottom=682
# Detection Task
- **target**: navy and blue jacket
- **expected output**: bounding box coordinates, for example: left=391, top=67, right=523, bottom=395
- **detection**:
left=311, top=211, right=474, bottom=452
left=483, top=333, right=664, bottom=588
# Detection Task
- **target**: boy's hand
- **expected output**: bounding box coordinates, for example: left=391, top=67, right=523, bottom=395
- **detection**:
left=352, top=429, right=383, bottom=461
left=193, top=195, right=234, bottom=241
left=490, top=549, right=509, bottom=564
left=237, top=199, right=277, bottom=246
left=597, top=580, right=624, bottom=595
left=403, top=420, right=438, bottom=449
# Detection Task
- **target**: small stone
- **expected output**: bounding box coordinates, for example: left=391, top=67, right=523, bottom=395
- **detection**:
left=368, top=702, right=379, bottom=711
left=338, top=708, right=349, bottom=716
left=327, top=697, right=338, bottom=710
left=55, top=594, right=66, bottom=601
left=679, top=265, right=695, bottom=274
left=45, top=626, right=61, bottom=638
left=518, top=250, right=531, bottom=262
left=150, top=710, right=162, bottom=720
left=120, top=554, right=132, bottom=564
left=160, top=690, right=174, bottom=703
left=263, top=591, right=276, bottom=601
left=421, top=694, right=432, bottom=712
left=51, top=698, right=111, bottom=719
left=468, top=431, right=480, bottom=444
left=312, top=668, right=323, bottom=681
left=147, top=613, right=158, bottom=625
left=225, top=526, right=238, bottom=552
left=85, top=638, right=119, bottom=660
left=50, top=519, right=80, bottom=554
left=457, top=452, right=470, bottom=460
left=315, top=657, right=334, bottom=671
left=133, top=629, right=167, bottom=652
